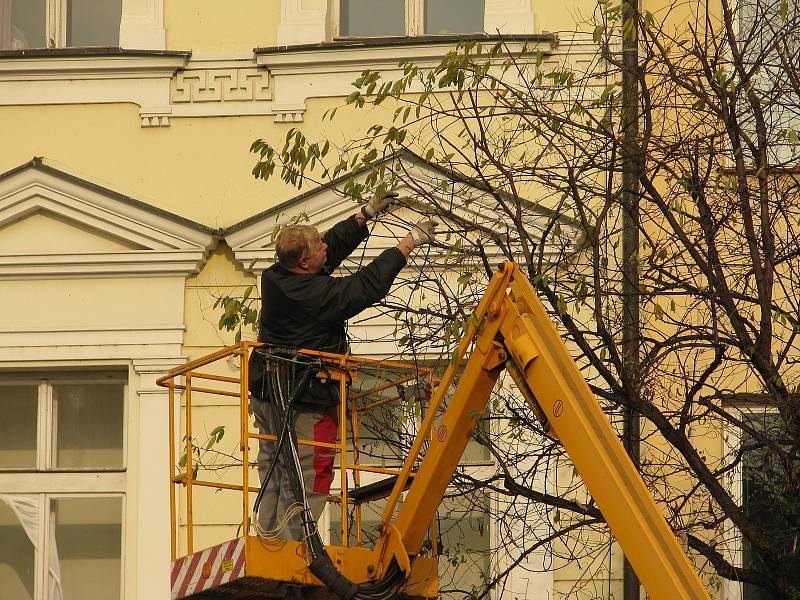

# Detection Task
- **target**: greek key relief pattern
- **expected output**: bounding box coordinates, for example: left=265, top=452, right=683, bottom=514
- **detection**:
left=171, top=68, right=272, bottom=103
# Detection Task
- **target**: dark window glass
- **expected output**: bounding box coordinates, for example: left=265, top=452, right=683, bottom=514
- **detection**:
left=0, top=501, right=35, bottom=600
left=330, top=498, right=389, bottom=547
left=54, top=382, right=124, bottom=469
left=1, top=0, right=46, bottom=50
left=54, top=497, right=122, bottom=600
left=67, top=0, right=122, bottom=47
left=425, top=0, right=484, bottom=34
left=340, top=0, right=405, bottom=37
left=438, top=493, right=490, bottom=596
left=0, top=384, right=38, bottom=468
left=742, top=412, right=800, bottom=600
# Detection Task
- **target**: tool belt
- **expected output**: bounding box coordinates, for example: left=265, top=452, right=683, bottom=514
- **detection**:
left=248, top=347, right=340, bottom=408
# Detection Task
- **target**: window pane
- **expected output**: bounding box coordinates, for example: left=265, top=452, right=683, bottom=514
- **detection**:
left=0, top=384, right=38, bottom=468
left=349, top=370, right=424, bottom=466
left=53, top=497, right=122, bottom=600
left=340, top=0, right=405, bottom=37
left=425, top=0, right=484, bottom=34
left=67, top=0, right=122, bottom=47
left=438, top=493, right=490, bottom=597
left=54, top=383, right=124, bottom=469
left=0, top=500, right=35, bottom=600
left=742, top=412, right=800, bottom=600
left=0, top=0, right=46, bottom=50
left=330, top=497, right=388, bottom=547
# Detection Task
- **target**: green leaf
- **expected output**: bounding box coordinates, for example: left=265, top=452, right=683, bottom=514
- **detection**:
left=654, top=303, right=664, bottom=320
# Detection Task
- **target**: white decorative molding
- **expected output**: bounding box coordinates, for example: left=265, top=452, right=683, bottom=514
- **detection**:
left=0, top=472, right=127, bottom=494
left=167, top=61, right=276, bottom=119
left=0, top=326, right=184, bottom=362
left=256, top=36, right=556, bottom=122
left=273, top=106, right=306, bottom=123
left=119, top=0, right=166, bottom=50
left=223, top=150, right=580, bottom=274
left=484, top=0, right=536, bottom=34
left=172, top=68, right=271, bottom=103
left=0, top=53, right=285, bottom=125
left=0, top=52, right=188, bottom=127
left=140, top=108, right=172, bottom=127
left=132, top=354, right=177, bottom=600
left=0, top=34, right=565, bottom=126
left=277, top=0, right=328, bottom=46
left=0, top=160, right=217, bottom=278
left=0, top=34, right=566, bottom=126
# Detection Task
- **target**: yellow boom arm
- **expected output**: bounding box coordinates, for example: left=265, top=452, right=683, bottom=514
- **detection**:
left=377, top=262, right=710, bottom=600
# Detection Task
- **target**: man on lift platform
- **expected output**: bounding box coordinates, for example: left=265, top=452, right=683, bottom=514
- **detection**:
left=248, top=190, right=437, bottom=541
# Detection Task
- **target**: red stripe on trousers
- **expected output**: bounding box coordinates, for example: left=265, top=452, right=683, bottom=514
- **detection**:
left=312, top=406, right=338, bottom=493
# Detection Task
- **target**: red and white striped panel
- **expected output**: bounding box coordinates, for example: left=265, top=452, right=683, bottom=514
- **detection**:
left=171, top=537, right=246, bottom=599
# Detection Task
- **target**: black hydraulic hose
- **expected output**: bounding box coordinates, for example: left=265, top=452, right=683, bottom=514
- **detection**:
left=253, top=365, right=313, bottom=514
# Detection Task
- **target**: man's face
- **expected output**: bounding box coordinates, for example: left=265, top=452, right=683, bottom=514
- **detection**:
left=301, top=236, right=328, bottom=273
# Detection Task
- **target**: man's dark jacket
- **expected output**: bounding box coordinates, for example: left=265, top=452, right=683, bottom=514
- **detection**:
left=249, top=215, right=406, bottom=404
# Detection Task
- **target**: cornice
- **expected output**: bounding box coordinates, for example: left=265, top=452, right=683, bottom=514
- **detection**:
left=0, top=250, right=210, bottom=278
left=0, top=49, right=188, bottom=77
left=0, top=33, right=591, bottom=127
left=255, top=35, right=558, bottom=122
left=0, top=48, right=189, bottom=127
left=255, top=33, right=558, bottom=59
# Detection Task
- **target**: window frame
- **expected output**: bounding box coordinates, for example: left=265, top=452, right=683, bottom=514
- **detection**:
left=721, top=404, right=800, bottom=600
left=0, top=371, right=128, bottom=473
left=0, top=370, right=128, bottom=600
left=4, top=0, right=122, bottom=50
left=732, top=0, right=800, bottom=166
left=331, top=0, right=487, bottom=39
left=0, top=492, right=126, bottom=600
left=322, top=363, right=498, bottom=598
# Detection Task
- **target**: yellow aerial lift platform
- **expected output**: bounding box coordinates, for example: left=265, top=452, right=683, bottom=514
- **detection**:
left=158, top=262, right=711, bottom=600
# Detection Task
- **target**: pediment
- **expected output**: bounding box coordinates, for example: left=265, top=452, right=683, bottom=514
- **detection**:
left=0, top=210, right=147, bottom=253
left=0, top=159, right=217, bottom=278
left=224, top=151, right=584, bottom=273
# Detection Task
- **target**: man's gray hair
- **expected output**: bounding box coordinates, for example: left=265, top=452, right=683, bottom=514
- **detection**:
left=275, top=224, right=320, bottom=268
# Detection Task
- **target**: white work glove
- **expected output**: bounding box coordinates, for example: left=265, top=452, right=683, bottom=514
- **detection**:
left=410, top=220, right=438, bottom=246
left=361, top=190, right=400, bottom=219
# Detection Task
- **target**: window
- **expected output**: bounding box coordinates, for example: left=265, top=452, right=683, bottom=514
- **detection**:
left=0, top=0, right=123, bottom=50
left=327, top=494, right=492, bottom=600
left=328, top=367, right=494, bottom=598
left=349, top=372, right=492, bottom=467
left=740, top=411, right=800, bottom=600
left=736, top=0, right=800, bottom=165
left=437, top=493, right=491, bottom=597
left=337, top=0, right=485, bottom=38
left=0, top=372, right=126, bottom=600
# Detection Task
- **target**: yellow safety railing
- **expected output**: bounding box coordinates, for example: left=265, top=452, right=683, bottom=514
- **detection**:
left=157, top=342, right=437, bottom=561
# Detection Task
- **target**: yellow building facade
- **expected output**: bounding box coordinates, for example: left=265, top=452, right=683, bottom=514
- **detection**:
left=2, top=0, right=781, bottom=599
